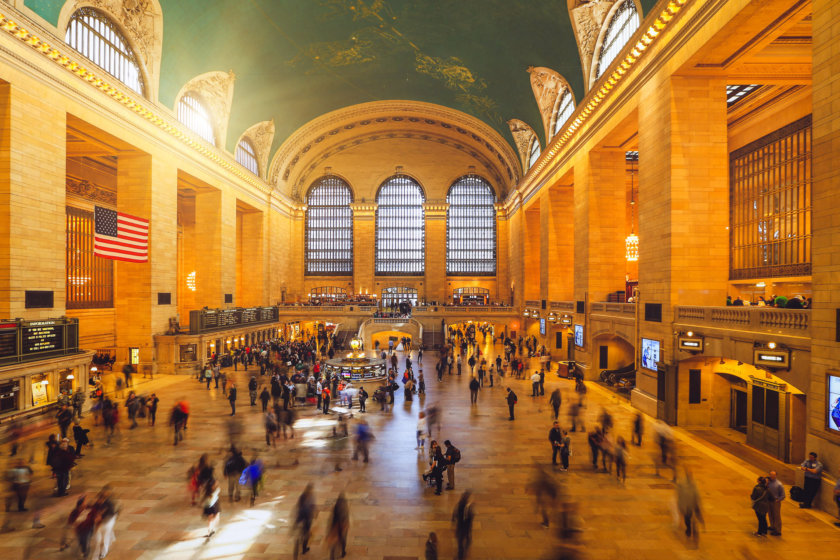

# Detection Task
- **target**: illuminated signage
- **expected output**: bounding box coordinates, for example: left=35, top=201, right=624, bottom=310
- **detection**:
left=754, top=349, right=790, bottom=370
left=678, top=336, right=704, bottom=352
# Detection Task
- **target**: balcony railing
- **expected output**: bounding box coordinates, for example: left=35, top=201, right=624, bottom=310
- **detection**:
left=674, top=306, right=809, bottom=334
left=590, top=302, right=636, bottom=317
left=549, top=301, right=575, bottom=311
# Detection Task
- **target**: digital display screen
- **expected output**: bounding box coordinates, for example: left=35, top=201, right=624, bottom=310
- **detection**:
left=641, top=338, right=660, bottom=371
left=540, top=318, right=546, bottom=336
left=574, top=324, right=583, bottom=347
left=828, top=375, right=840, bottom=433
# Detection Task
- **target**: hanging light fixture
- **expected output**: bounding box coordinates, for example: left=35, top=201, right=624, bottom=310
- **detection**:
left=625, top=155, right=639, bottom=262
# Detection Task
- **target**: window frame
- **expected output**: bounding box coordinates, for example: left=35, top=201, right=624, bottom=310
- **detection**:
left=66, top=205, right=114, bottom=309
left=235, top=138, right=260, bottom=176
left=177, top=92, right=216, bottom=146
left=446, top=175, right=497, bottom=276
left=551, top=89, right=575, bottom=138
left=594, top=0, right=640, bottom=81
left=305, top=176, right=354, bottom=276
left=65, top=7, right=146, bottom=96
left=528, top=136, right=541, bottom=169
left=375, top=175, right=426, bottom=276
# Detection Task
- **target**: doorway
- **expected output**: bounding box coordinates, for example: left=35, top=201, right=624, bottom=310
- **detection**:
left=731, top=388, right=747, bottom=433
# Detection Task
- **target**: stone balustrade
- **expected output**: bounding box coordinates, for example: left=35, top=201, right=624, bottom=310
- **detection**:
left=674, top=306, right=810, bottom=334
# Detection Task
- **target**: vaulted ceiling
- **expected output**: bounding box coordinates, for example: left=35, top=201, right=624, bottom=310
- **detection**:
left=26, top=0, right=657, bottom=155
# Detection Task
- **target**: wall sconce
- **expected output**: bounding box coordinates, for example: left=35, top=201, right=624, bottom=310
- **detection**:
left=66, top=374, right=74, bottom=380
left=523, top=310, right=530, bottom=318
left=767, top=341, right=776, bottom=349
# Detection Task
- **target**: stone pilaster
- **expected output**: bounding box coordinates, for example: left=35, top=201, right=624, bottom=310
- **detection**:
left=0, top=82, right=66, bottom=319
left=350, top=202, right=376, bottom=298
left=424, top=201, right=448, bottom=303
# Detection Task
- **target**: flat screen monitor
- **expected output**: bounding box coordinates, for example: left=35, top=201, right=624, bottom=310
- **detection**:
left=574, top=324, right=583, bottom=347
left=640, top=338, right=660, bottom=371
left=539, top=318, right=546, bottom=336
left=829, top=374, right=840, bottom=433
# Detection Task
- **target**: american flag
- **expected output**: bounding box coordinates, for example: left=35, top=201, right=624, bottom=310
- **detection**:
left=94, top=206, right=149, bottom=263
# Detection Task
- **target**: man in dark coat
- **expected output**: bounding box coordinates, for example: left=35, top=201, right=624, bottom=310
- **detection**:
left=506, top=387, right=517, bottom=421
left=228, top=383, right=237, bottom=416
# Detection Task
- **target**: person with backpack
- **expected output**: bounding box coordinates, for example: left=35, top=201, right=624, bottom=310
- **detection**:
left=444, top=440, right=460, bottom=490
left=223, top=446, right=247, bottom=503
left=506, top=387, right=517, bottom=421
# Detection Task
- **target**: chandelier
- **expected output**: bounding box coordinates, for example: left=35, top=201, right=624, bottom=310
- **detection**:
left=625, top=155, right=639, bottom=262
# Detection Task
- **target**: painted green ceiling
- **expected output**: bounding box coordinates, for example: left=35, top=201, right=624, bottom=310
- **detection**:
left=25, top=0, right=658, bottom=155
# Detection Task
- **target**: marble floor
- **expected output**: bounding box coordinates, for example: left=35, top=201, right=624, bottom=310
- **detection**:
left=0, top=342, right=837, bottom=560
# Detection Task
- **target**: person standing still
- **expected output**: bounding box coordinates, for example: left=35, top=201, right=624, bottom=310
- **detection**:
left=799, top=452, right=823, bottom=509
left=549, top=422, right=563, bottom=466
left=531, top=372, right=540, bottom=397
left=538, top=368, right=545, bottom=396
left=444, top=440, right=459, bottom=490
left=750, top=476, right=771, bottom=536
left=228, top=383, right=237, bottom=416
left=506, top=388, right=517, bottom=421
left=766, top=470, right=785, bottom=536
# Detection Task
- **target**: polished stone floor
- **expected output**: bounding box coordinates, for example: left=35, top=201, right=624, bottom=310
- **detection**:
left=1, top=342, right=838, bottom=560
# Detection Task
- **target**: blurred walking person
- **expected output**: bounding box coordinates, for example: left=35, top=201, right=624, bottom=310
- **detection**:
left=452, top=490, right=475, bottom=559
left=675, top=468, right=703, bottom=544
left=425, top=532, right=438, bottom=560
left=327, top=492, right=349, bottom=559
left=293, top=483, right=316, bottom=557
left=200, top=477, right=221, bottom=538
left=529, top=466, right=558, bottom=528
left=90, top=485, right=119, bottom=559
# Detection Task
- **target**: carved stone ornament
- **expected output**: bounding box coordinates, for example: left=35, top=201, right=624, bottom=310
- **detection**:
left=66, top=176, right=117, bottom=206
left=176, top=70, right=236, bottom=148
left=59, top=1, right=164, bottom=97
left=240, top=119, right=275, bottom=179
left=528, top=66, right=571, bottom=141
left=507, top=119, right=538, bottom=174
left=569, top=0, right=616, bottom=90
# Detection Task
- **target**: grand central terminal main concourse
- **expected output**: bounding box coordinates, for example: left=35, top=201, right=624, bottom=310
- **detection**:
left=0, top=0, right=838, bottom=558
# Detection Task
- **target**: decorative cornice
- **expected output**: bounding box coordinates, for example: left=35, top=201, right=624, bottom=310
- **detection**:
left=239, top=119, right=275, bottom=179
left=568, top=0, right=617, bottom=90
left=424, top=200, right=449, bottom=219
left=507, top=0, right=692, bottom=212
left=176, top=70, right=236, bottom=150
left=0, top=11, right=284, bottom=203
left=269, top=100, right=521, bottom=197
left=507, top=118, right=537, bottom=173
left=527, top=66, right=574, bottom=143
left=66, top=176, right=117, bottom=205
left=349, top=202, right=377, bottom=219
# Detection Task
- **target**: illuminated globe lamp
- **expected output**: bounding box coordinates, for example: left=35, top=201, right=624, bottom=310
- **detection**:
left=625, top=231, right=639, bottom=262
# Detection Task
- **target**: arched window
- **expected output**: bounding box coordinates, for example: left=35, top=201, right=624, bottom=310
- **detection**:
left=305, top=176, right=353, bottom=275
left=65, top=7, right=145, bottom=96
left=177, top=93, right=215, bottom=146
left=447, top=175, right=496, bottom=275
left=235, top=139, right=259, bottom=175
left=595, top=0, right=640, bottom=80
left=528, top=137, right=541, bottom=168
left=375, top=175, right=425, bottom=275
left=552, top=90, right=575, bottom=138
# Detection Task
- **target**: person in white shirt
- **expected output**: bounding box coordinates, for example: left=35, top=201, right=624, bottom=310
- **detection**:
left=416, top=412, right=428, bottom=449
left=531, top=372, right=541, bottom=397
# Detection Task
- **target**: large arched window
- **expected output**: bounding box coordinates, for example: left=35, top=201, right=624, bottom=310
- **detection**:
left=65, top=8, right=145, bottom=96
left=447, top=175, right=496, bottom=275
left=305, top=176, right=353, bottom=275
left=375, top=175, right=425, bottom=275
left=235, top=139, right=259, bottom=175
left=551, top=90, right=575, bottom=138
left=528, top=136, right=541, bottom=168
left=177, top=92, right=215, bottom=146
left=595, top=0, right=640, bottom=80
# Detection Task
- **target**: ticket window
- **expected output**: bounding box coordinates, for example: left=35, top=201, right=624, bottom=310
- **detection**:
left=58, top=368, right=76, bottom=394
left=0, top=380, right=20, bottom=413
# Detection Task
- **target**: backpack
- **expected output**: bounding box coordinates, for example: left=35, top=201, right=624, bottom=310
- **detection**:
left=451, top=447, right=461, bottom=464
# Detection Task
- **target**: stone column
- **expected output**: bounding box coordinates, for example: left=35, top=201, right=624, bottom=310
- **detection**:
left=0, top=83, right=66, bottom=319
left=541, top=185, right=574, bottom=302
left=236, top=209, right=265, bottom=307
left=523, top=203, right=541, bottom=303
left=114, top=152, right=177, bottom=367
left=424, top=201, right=448, bottom=303
left=807, top=0, right=840, bottom=472
left=194, top=188, right=236, bottom=307
left=507, top=194, right=524, bottom=308
left=495, top=205, right=510, bottom=304
left=350, top=202, right=376, bottom=299
left=573, top=149, right=626, bottom=306
left=634, top=75, right=729, bottom=415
